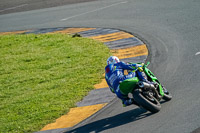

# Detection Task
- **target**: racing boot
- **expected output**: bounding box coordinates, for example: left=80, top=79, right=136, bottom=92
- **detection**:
left=122, top=98, right=140, bottom=107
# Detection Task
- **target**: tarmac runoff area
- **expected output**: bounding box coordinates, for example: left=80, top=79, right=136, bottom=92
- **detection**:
left=0, top=28, right=148, bottom=132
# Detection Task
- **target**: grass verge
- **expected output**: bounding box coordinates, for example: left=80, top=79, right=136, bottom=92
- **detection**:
left=0, top=34, right=111, bottom=132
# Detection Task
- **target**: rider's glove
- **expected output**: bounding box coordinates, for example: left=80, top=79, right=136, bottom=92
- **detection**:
left=136, top=64, right=144, bottom=72
left=138, top=66, right=143, bottom=72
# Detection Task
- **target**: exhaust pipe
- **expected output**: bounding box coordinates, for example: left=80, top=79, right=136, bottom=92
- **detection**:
left=138, top=81, right=162, bottom=100
left=138, top=81, right=155, bottom=90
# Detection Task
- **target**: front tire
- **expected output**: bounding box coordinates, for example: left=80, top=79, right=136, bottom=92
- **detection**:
left=163, top=92, right=172, bottom=101
left=162, top=86, right=172, bottom=101
left=133, top=89, right=161, bottom=113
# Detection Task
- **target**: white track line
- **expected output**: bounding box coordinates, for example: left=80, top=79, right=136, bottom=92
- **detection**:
left=195, top=52, right=200, bottom=56
left=0, top=4, right=28, bottom=13
left=60, top=1, right=128, bottom=21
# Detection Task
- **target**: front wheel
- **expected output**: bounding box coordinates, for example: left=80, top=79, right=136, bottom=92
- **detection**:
left=162, top=86, right=172, bottom=101
left=163, top=92, right=172, bottom=101
left=133, top=89, right=161, bottom=113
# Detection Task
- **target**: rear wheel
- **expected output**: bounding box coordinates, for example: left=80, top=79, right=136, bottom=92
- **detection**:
left=133, top=89, right=161, bottom=113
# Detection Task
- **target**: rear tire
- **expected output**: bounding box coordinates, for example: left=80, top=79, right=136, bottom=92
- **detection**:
left=133, top=89, right=161, bottom=113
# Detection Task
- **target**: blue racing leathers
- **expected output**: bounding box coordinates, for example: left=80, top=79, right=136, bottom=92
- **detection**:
left=105, top=62, right=147, bottom=106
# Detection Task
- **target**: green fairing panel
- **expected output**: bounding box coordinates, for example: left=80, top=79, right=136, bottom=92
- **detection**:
left=119, top=77, right=139, bottom=95
left=144, top=67, right=164, bottom=96
left=144, top=67, right=157, bottom=81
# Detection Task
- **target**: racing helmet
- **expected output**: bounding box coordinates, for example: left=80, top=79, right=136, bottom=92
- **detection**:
left=107, top=56, right=120, bottom=65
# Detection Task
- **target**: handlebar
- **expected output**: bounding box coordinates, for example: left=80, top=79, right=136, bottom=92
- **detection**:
left=128, top=61, right=150, bottom=67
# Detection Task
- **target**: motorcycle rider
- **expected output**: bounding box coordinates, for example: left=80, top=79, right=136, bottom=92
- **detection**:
left=105, top=56, right=153, bottom=107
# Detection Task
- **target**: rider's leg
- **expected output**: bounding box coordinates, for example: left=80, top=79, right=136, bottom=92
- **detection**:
left=115, top=86, right=139, bottom=107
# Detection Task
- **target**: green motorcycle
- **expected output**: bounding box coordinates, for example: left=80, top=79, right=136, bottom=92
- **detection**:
left=119, top=62, right=172, bottom=113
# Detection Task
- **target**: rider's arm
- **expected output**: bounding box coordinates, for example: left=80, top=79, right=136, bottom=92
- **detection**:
left=119, top=62, right=139, bottom=71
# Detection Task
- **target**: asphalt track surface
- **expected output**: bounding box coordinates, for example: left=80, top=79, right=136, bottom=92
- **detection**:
left=1, top=0, right=200, bottom=133
left=0, top=0, right=98, bottom=15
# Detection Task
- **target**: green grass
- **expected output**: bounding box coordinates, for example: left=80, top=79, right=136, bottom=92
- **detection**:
left=0, top=34, right=111, bottom=133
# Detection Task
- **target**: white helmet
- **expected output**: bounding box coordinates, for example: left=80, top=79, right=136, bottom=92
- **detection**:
left=107, top=56, right=120, bottom=65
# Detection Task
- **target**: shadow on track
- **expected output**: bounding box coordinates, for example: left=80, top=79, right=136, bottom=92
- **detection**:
left=65, top=107, right=152, bottom=133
